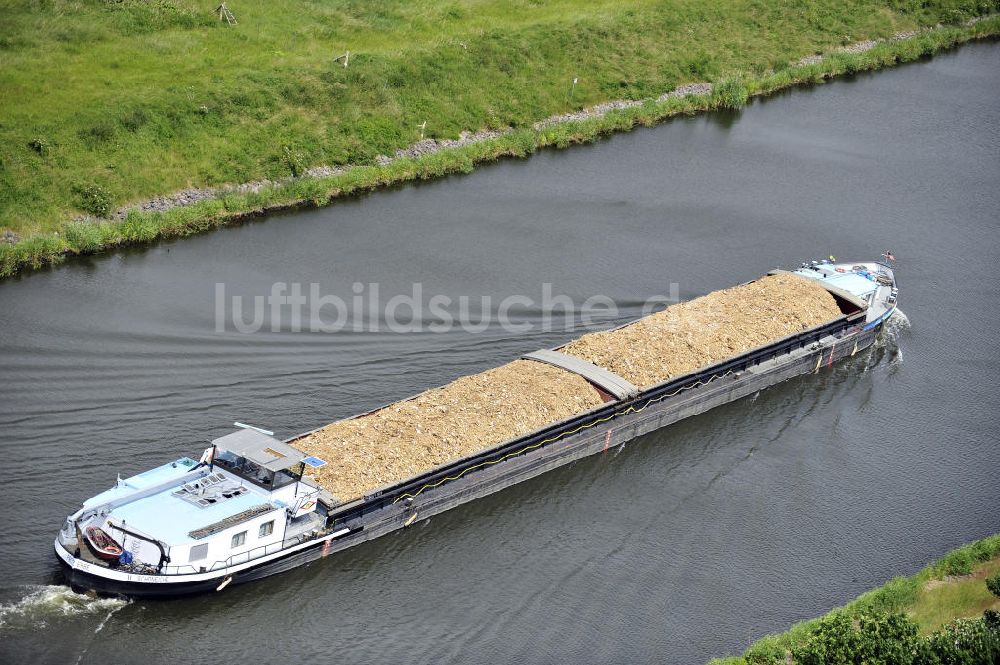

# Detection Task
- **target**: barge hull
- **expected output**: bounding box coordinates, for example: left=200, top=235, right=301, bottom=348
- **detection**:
left=57, top=317, right=886, bottom=597
left=58, top=537, right=333, bottom=597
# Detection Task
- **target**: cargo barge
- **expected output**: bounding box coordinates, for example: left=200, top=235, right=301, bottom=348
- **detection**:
left=54, top=258, right=898, bottom=597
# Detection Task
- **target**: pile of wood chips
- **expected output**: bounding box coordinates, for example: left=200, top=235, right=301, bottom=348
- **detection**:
left=561, top=273, right=842, bottom=388
left=293, top=360, right=604, bottom=502
left=294, top=272, right=842, bottom=502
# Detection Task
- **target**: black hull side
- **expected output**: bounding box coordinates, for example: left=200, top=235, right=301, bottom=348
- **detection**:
left=61, top=563, right=220, bottom=598
left=58, top=537, right=333, bottom=598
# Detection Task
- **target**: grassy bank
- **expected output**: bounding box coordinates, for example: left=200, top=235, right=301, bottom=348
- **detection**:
left=1, top=2, right=999, bottom=279
left=710, top=533, right=1000, bottom=664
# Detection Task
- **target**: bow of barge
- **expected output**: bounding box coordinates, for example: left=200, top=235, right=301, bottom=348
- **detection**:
left=55, top=258, right=897, bottom=597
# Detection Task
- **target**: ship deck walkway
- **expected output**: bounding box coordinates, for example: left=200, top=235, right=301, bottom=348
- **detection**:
left=522, top=349, right=639, bottom=400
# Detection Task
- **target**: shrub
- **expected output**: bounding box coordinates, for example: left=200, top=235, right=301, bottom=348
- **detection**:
left=63, top=221, right=104, bottom=253
left=985, top=609, right=1000, bottom=631
left=941, top=548, right=976, bottom=576
left=987, top=574, right=1000, bottom=598
left=966, top=537, right=1000, bottom=564
left=120, top=108, right=148, bottom=132
left=97, top=221, right=123, bottom=247
left=80, top=122, right=116, bottom=144
left=73, top=183, right=113, bottom=218
left=284, top=146, right=305, bottom=178
left=743, top=638, right=786, bottom=665
left=917, top=617, right=1000, bottom=665
left=120, top=211, right=158, bottom=242
left=28, top=137, right=50, bottom=155
left=934, top=535, right=1000, bottom=578
left=220, top=192, right=246, bottom=212
left=0, top=242, right=19, bottom=277
left=713, top=76, right=749, bottom=109
left=859, top=575, right=921, bottom=614
left=791, top=611, right=920, bottom=665
left=1, top=235, right=66, bottom=275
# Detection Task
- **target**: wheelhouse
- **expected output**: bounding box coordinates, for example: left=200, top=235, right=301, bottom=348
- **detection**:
left=54, top=426, right=328, bottom=585
left=210, top=429, right=307, bottom=491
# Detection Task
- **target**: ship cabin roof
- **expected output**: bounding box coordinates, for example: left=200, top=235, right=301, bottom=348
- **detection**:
left=817, top=271, right=880, bottom=299
left=110, top=470, right=274, bottom=547
left=792, top=261, right=892, bottom=302
left=212, top=429, right=306, bottom=472
left=211, top=429, right=307, bottom=493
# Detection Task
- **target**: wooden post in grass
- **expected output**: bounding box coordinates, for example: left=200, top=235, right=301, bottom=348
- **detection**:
left=417, top=121, right=426, bottom=140
left=216, top=3, right=237, bottom=25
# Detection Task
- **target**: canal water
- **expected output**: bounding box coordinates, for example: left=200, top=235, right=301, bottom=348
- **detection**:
left=1, top=41, right=998, bottom=665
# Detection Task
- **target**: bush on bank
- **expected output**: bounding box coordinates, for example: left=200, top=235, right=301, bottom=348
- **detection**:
left=987, top=575, right=1000, bottom=597
left=790, top=611, right=1000, bottom=665
left=710, top=533, right=1000, bottom=665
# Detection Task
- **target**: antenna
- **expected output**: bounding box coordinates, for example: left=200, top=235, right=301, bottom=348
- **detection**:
left=234, top=421, right=274, bottom=436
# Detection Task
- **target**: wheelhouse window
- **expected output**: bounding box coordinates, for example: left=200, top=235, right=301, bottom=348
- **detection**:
left=231, top=531, right=246, bottom=548
left=271, top=463, right=305, bottom=490
left=212, top=451, right=303, bottom=491
left=259, top=520, right=274, bottom=538
left=189, top=543, right=208, bottom=562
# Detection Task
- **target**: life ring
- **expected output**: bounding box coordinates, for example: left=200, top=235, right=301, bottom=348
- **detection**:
left=835, top=267, right=847, bottom=272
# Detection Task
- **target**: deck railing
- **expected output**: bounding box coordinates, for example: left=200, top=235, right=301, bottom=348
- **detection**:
left=159, top=539, right=292, bottom=576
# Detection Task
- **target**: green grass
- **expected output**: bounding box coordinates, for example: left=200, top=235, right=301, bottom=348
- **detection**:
left=910, top=558, right=1000, bottom=633
left=709, top=533, right=1000, bottom=664
left=1, top=1, right=998, bottom=278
